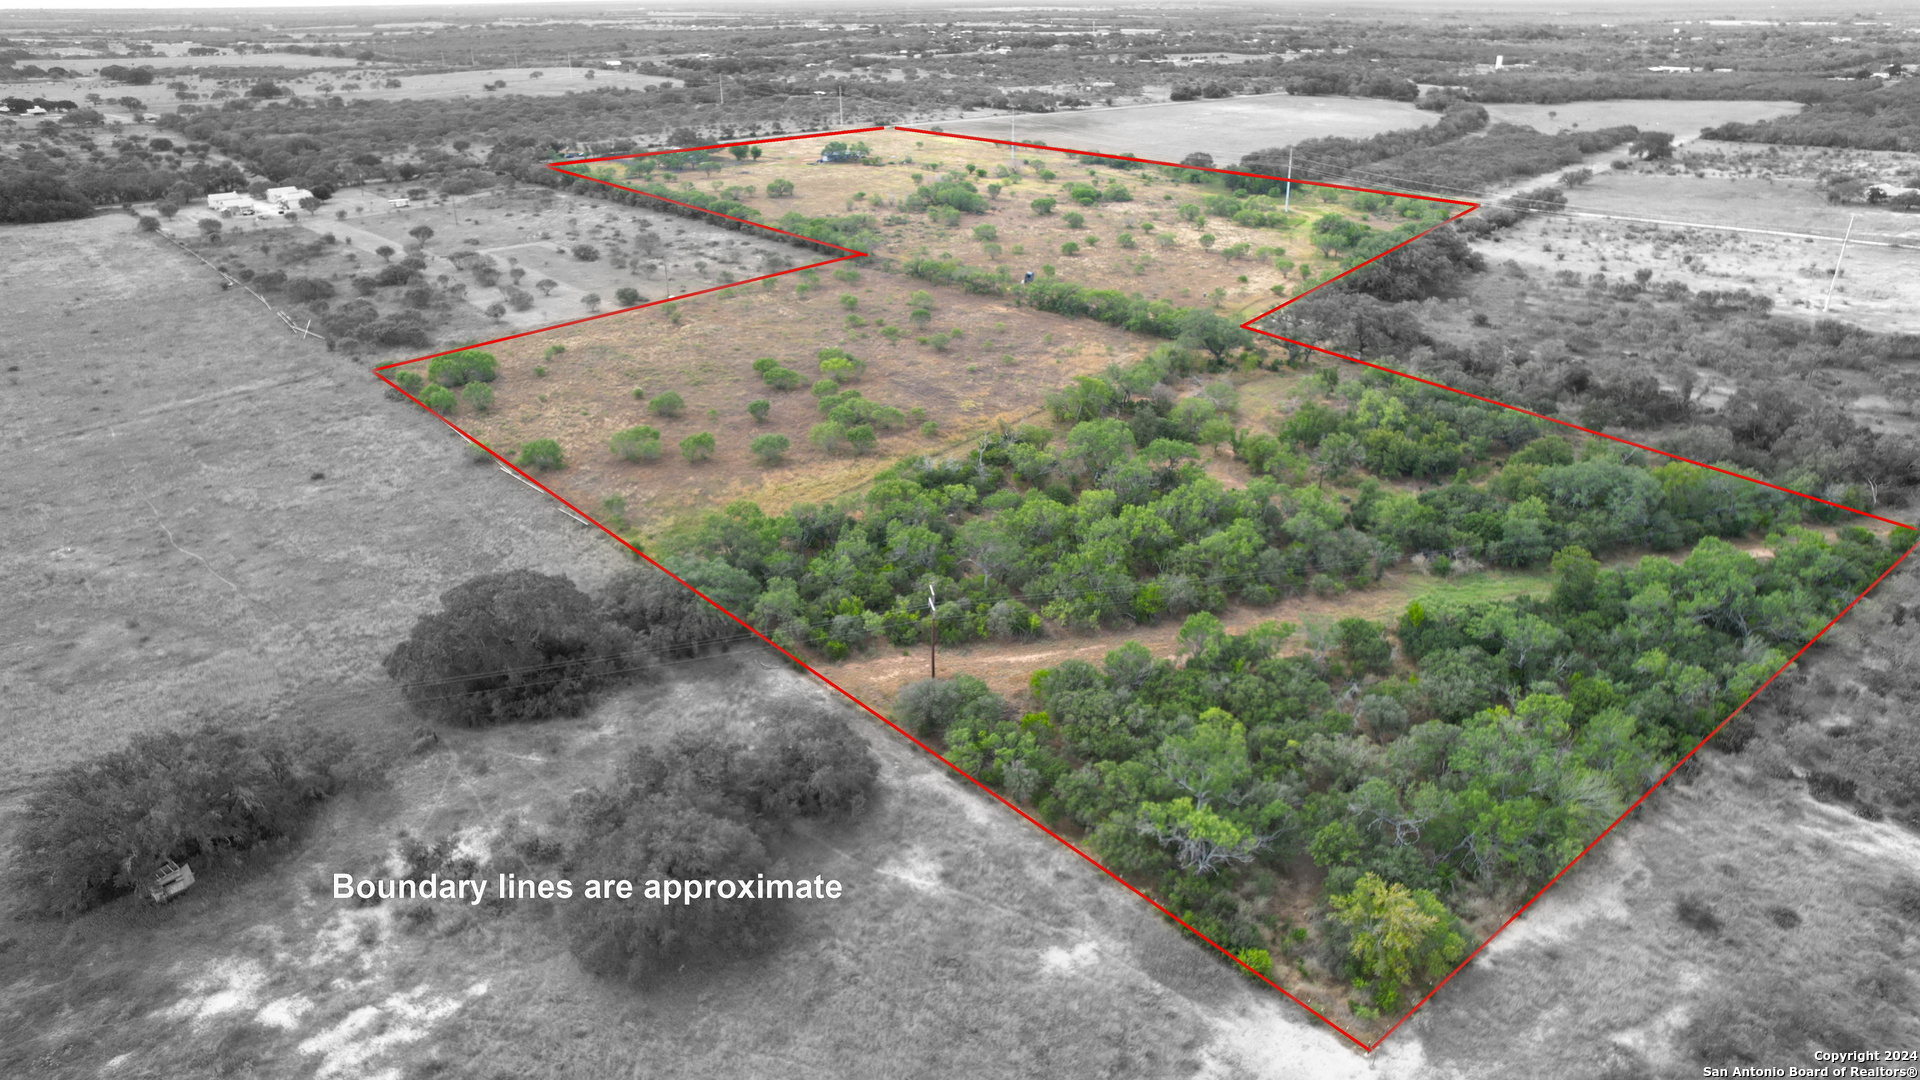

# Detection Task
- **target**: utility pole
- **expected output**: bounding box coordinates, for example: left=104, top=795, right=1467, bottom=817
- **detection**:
left=1284, top=147, right=1293, bottom=213
left=838, top=84, right=844, bottom=127
left=1822, top=213, right=1857, bottom=314
left=927, top=583, right=938, bottom=679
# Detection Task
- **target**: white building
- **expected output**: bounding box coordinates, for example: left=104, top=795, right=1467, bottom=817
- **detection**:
left=263, top=185, right=313, bottom=208
left=207, top=191, right=251, bottom=211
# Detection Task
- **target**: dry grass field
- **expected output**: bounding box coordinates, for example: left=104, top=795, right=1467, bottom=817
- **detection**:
left=443, top=262, right=1151, bottom=537
left=218, top=181, right=806, bottom=333
left=0, top=657, right=1399, bottom=1080
left=0, top=212, right=625, bottom=806
left=0, top=203, right=1389, bottom=1079
left=421, top=128, right=1430, bottom=537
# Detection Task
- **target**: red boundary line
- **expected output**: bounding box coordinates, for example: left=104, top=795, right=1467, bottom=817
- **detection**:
left=368, top=126, right=1920, bottom=1053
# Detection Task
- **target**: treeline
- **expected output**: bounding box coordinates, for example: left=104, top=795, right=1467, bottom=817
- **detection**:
left=1702, top=80, right=1920, bottom=152
left=1240, top=103, right=1491, bottom=185
left=1276, top=261, right=1920, bottom=509
left=1450, top=71, right=1883, bottom=108
left=1, top=140, right=246, bottom=223
left=1274, top=63, right=1418, bottom=102
left=1348, top=123, right=1639, bottom=198
left=661, top=360, right=1848, bottom=663
left=907, top=522, right=1906, bottom=1010
left=1240, top=107, right=1635, bottom=199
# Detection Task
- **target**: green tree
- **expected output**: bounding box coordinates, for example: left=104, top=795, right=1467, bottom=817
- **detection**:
left=846, top=424, right=877, bottom=454
left=383, top=570, right=624, bottom=729
left=610, top=425, right=662, bottom=462
left=1335, top=618, right=1393, bottom=675
left=1030, top=196, right=1057, bottom=216
left=518, top=439, right=564, bottom=471
left=680, top=432, right=716, bottom=464
left=749, top=433, right=790, bottom=464
left=1329, top=873, right=1466, bottom=1010
left=746, top=399, right=771, bottom=422
left=810, top=421, right=848, bottom=454
left=420, top=384, right=456, bottom=415
left=648, top=391, right=685, bottom=418
left=1063, top=211, right=1085, bottom=229
left=615, top=286, right=642, bottom=306
left=427, top=349, right=497, bottom=387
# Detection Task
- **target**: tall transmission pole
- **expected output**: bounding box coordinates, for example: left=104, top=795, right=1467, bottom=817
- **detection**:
left=1823, top=213, right=1857, bottom=314
left=926, top=584, right=938, bottom=679
left=1284, top=147, right=1293, bottom=213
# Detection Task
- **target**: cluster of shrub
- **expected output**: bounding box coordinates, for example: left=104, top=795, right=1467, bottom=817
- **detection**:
left=1241, top=103, right=1490, bottom=188
left=651, top=356, right=1863, bottom=667
left=564, top=701, right=877, bottom=985
left=893, top=522, right=1906, bottom=1012
left=1701, top=79, right=1920, bottom=153
left=377, top=566, right=878, bottom=983
left=389, top=347, right=497, bottom=415
left=13, top=723, right=375, bottom=916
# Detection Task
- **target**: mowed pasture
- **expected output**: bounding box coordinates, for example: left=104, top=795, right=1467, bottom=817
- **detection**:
left=940, top=93, right=1438, bottom=167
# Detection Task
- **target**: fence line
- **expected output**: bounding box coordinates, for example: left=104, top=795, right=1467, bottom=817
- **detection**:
left=156, top=228, right=323, bottom=339
left=494, top=462, right=594, bottom=526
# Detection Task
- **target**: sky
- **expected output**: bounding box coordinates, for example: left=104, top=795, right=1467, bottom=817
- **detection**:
left=0, top=0, right=1874, bottom=14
